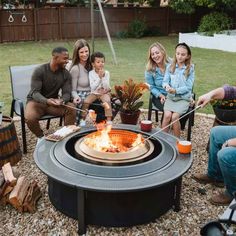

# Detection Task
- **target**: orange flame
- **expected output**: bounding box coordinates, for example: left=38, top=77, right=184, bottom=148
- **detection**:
left=84, top=122, right=144, bottom=153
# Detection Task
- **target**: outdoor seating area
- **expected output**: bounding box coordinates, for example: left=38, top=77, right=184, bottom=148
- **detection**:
left=0, top=0, right=236, bottom=232
left=0, top=112, right=229, bottom=235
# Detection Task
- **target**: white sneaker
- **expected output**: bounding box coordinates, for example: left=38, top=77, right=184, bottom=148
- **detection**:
left=79, top=120, right=86, bottom=127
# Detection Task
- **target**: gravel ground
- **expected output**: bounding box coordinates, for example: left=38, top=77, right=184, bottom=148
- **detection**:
left=0, top=112, right=228, bottom=236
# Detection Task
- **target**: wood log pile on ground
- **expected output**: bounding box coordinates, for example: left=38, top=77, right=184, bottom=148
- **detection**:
left=0, top=162, right=41, bottom=213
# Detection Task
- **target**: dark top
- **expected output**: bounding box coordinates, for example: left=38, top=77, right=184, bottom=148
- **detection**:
left=27, top=63, right=72, bottom=104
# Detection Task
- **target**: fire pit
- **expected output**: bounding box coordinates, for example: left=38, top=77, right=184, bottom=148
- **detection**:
left=34, top=124, right=193, bottom=235
left=75, top=129, right=154, bottom=164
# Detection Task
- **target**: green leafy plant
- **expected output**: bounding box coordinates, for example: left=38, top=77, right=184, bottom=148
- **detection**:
left=169, top=0, right=196, bottom=14
left=197, top=12, right=233, bottom=36
left=112, top=79, right=149, bottom=113
left=127, top=19, right=147, bottom=38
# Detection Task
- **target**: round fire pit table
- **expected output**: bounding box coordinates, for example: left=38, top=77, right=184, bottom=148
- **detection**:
left=34, top=124, right=193, bottom=235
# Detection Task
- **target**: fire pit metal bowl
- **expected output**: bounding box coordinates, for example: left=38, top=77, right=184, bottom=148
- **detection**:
left=34, top=124, right=193, bottom=235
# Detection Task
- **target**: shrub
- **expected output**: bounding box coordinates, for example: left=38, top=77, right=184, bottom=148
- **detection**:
left=127, top=19, right=147, bottom=38
left=197, top=12, right=233, bottom=36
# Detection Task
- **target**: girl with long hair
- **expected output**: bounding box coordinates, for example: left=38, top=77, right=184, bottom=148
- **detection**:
left=162, top=42, right=195, bottom=137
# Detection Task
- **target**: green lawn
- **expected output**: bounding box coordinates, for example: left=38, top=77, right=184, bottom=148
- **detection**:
left=1, top=36, right=235, bottom=115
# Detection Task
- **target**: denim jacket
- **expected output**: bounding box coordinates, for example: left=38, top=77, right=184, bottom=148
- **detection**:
left=162, top=64, right=194, bottom=101
left=145, top=65, right=168, bottom=98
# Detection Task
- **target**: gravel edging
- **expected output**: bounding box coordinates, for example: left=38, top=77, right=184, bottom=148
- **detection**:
left=0, top=113, right=227, bottom=236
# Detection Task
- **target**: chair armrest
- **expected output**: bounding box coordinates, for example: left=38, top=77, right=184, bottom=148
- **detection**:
left=12, top=98, right=25, bottom=117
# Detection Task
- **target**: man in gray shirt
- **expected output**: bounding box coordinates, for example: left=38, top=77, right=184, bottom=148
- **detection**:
left=25, top=47, right=76, bottom=138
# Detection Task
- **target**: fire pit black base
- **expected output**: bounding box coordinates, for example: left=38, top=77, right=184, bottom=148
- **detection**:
left=35, top=124, right=192, bottom=235
left=48, top=177, right=181, bottom=227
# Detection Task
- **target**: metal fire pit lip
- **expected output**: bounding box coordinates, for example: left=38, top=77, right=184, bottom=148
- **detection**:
left=34, top=124, right=193, bottom=192
left=55, top=128, right=174, bottom=178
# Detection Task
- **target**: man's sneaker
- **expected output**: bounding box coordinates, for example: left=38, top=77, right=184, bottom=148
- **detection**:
left=79, top=120, right=86, bottom=127
left=210, top=191, right=233, bottom=206
left=193, top=173, right=224, bottom=188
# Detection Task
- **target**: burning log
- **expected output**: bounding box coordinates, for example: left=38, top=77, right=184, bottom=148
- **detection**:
left=2, top=162, right=17, bottom=186
left=9, top=176, right=30, bottom=212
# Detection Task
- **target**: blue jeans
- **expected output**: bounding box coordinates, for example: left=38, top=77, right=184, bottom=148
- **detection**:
left=208, top=126, right=236, bottom=197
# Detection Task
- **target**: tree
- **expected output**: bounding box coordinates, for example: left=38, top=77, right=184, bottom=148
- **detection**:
left=169, top=0, right=236, bottom=14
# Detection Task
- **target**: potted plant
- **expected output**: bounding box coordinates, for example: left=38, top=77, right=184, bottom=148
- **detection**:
left=211, top=99, right=236, bottom=123
left=112, top=78, right=149, bottom=125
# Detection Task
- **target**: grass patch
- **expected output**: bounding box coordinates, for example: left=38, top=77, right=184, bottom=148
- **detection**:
left=0, top=36, right=235, bottom=115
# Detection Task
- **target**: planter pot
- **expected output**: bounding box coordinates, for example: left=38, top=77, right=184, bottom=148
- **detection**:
left=120, top=110, right=141, bottom=125
left=213, top=105, right=236, bottom=123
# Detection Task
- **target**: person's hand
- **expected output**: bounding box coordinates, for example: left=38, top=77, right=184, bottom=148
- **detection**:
left=98, top=69, right=105, bottom=79
left=222, top=138, right=236, bottom=148
left=73, top=97, right=82, bottom=104
left=168, top=87, right=176, bottom=94
left=47, top=98, right=63, bottom=106
left=165, top=85, right=171, bottom=92
left=159, top=94, right=166, bottom=104
left=197, top=93, right=212, bottom=108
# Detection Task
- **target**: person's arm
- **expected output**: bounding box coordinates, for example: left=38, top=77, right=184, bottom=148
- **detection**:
left=101, top=70, right=111, bottom=91
left=30, top=67, right=48, bottom=104
left=197, top=88, right=225, bottom=107
left=70, top=66, right=80, bottom=99
left=162, top=66, right=171, bottom=91
left=61, top=71, right=72, bottom=103
left=174, top=66, right=195, bottom=95
left=145, top=71, right=161, bottom=98
left=89, top=70, right=101, bottom=93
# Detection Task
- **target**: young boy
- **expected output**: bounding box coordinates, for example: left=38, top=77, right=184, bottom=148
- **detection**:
left=80, top=52, right=112, bottom=126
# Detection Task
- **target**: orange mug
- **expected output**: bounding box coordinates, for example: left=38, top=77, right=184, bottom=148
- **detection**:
left=176, top=140, right=192, bottom=154
left=140, top=120, right=152, bottom=132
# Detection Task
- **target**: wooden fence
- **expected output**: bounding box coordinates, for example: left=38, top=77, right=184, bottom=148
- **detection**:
left=0, top=6, right=216, bottom=43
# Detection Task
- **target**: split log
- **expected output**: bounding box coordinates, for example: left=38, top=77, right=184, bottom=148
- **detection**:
left=0, top=181, right=12, bottom=205
left=9, top=176, right=30, bottom=212
left=0, top=181, right=10, bottom=199
left=0, top=181, right=14, bottom=198
left=0, top=166, right=20, bottom=187
left=23, top=181, right=42, bottom=213
left=2, top=162, right=17, bottom=186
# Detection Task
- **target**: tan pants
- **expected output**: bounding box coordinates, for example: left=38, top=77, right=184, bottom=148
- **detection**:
left=25, top=101, right=76, bottom=137
left=81, top=93, right=112, bottom=119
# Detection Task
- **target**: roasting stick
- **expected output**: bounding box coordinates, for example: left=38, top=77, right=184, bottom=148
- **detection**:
left=63, top=102, right=110, bottom=112
left=133, top=105, right=202, bottom=148
left=62, top=104, right=86, bottom=113
left=63, top=104, right=100, bottom=127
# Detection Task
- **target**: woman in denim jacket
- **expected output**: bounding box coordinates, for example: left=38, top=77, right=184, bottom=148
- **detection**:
left=162, top=43, right=194, bottom=137
left=145, top=42, right=170, bottom=112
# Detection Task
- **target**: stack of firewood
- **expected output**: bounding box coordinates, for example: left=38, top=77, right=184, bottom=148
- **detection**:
left=0, top=162, right=42, bottom=213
